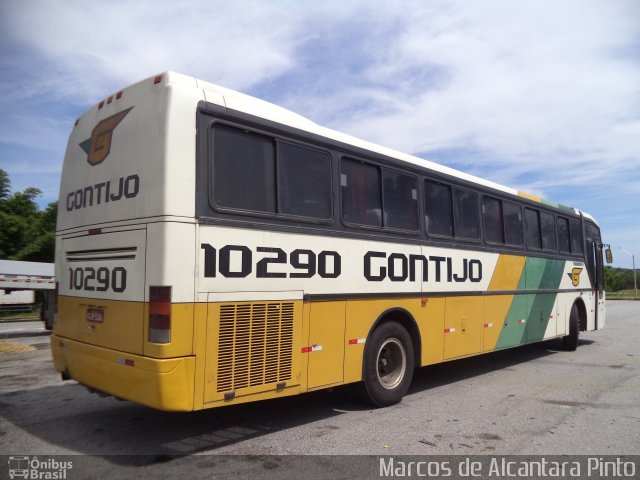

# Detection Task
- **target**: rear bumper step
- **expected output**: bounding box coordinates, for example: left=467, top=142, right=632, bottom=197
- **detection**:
left=51, top=334, right=195, bottom=411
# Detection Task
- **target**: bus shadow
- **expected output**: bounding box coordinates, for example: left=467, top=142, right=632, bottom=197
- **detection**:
left=409, top=337, right=595, bottom=393
left=0, top=380, right=357, bottom=464
left=0, top=337, right=595, bottom=465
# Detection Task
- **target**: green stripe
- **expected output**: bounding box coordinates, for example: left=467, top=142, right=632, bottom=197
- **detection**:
left=525, top=259, right=565, bottom=342
left=495, top=258, right=566, bottom=349
left=541, top=198, right=560, bottom=209
left=540, top=198, right=575, bottom=215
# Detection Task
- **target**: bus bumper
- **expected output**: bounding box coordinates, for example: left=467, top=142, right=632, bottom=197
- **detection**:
left=51, top=334, right=195, bottom=411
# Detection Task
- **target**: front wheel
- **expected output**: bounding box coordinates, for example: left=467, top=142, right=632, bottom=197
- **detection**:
left=361, top=322, right=414, bottom=407
left=562, top=303, right=580, bottom=351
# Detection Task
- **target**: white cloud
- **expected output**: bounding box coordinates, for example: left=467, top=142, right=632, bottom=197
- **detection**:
left=323, top=2, right=640, bottom=185
left=1, top=0, right=305, bottom=102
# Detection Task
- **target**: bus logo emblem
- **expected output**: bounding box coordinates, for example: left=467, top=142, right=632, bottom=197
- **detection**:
left=79, top=107, right=133, bottom=166
left=568, top=267, right=583, bottom=286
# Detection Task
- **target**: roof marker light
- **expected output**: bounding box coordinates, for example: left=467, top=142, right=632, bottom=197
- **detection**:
left=116, top=91, right=123, bottom=99
left=153, top=75, right=163, bottom=85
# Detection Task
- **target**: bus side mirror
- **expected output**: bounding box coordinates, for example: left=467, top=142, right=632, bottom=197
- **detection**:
left=605, top=247, right=613, bottom=264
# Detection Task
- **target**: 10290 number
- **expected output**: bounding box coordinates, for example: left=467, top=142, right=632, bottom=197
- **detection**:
left=68, top=266, right=127, bottom=293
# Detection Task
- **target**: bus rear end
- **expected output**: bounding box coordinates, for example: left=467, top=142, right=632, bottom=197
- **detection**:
left=51, top=73, right=203, bottom=410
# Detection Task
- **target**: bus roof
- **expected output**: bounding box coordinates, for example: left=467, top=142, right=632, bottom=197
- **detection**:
left=184, top=72, right=593, bottom=222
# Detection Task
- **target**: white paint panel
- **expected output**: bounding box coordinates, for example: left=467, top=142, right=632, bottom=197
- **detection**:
left=145, top=222, right=196, bottom=303
left=60, top=229, right=146, bottom=302
left=197, top=226, right=500, bottom=296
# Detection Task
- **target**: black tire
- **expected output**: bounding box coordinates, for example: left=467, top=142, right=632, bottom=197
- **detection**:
left=562, top=303, right=580, bottom=351
left=361, top=321, right=414, bottom=407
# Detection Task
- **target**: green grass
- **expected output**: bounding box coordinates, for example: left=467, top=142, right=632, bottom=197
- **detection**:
left=0, top=308, right=40, bottom=320
left=607, top=290, right=640, bottom=300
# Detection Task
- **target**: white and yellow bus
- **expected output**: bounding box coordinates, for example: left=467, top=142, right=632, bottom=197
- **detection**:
left=51, top=72, right=610, bottom=411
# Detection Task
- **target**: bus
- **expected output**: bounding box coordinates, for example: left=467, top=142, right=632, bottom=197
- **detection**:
left=51, top=72, right=611, bottom=411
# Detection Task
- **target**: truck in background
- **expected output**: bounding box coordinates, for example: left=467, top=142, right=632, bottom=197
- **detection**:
left=0, top=260, right=55, bottom=328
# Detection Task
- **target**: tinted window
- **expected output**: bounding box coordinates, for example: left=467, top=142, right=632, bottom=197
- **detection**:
left=341, top=158, right=381, bottom=226
left=541, top=211, right=557, bottom=251
left=383, top=171, right=418, bottom=230
left=454, top=188, right=480, bottom=239
left=525, top=208, right=541, bottom=249
left=504, top=201, right=524, bottom=246
left=483, top=197, right=503, bottom=244
left=278, top=142, right=331, bottom=219
left=569, top=218, right=583, bottom=254
left=213, top=125, right=275, bottom=212
left=424, top=180, right=453, bottom=236
left=557, top=217, right=570, bottom=253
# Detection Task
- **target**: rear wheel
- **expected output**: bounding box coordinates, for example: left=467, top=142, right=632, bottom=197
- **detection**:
left=562, top=303, right=580, bottom=351
left=361, top=322, right=414, bottom=407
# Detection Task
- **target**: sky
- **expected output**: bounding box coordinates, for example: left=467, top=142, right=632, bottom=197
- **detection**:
left=0, top=0, right=639, bottom=268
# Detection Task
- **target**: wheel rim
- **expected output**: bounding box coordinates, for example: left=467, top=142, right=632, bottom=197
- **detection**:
left=376, top=338, right=407, bottom=390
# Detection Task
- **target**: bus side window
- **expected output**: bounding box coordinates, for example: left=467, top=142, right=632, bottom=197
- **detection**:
left=278, top=142, right=332, bottom=219
left=525, top=208, right=542, bottom=250
left=424, top=180, right=453, bottom=237
left=482, top=196, right=504, bottom=244
left=453, top=188, right=480, bottom=240
left=341, top=158, right=382, bottom=227
left=541, top=211, right=558, bottom=251
left=383, top=170, right=418, bottom=231
left=504, top=201, right=524, bottom=246
left=569, top=218, right=583, bottom=254
left=212, top=125, right=276, bottom=213
left=557, top=217, right=571, bottom=253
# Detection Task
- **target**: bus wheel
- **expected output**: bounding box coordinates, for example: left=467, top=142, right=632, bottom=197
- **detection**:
left=361, top=322, right=414, bottom=407
left=562, top=303, right=580, bottom=351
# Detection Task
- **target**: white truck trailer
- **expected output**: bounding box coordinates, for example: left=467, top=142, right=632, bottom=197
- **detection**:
left=0, top=260, right=55, bottom=327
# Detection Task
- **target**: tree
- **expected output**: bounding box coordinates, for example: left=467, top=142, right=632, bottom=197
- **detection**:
left=605, top=266, right=637, bottom=292
left=0, top=169, right=10, bottom=200
left=0, top=169, right=57, bottom=262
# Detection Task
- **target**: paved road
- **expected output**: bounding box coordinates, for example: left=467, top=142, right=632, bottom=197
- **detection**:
left=1, top=301, right=638, bottom=478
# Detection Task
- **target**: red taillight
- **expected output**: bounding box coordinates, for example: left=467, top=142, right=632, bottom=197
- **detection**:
left=153, top=74, right=163, bottom=85
left=149, top=286, right=171, bottom=343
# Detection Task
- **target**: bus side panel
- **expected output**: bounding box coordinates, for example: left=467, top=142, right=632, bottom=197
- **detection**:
left=419, top=297, right=445, bottom=366
left=343, top=298, right=426, bottom=384
left=484, top=254, right=526, bottom=352
left=307, top=301, right=346, bottom=390
left=443, top=296, right=483, bottom=359
left=524, top=259, right=565, bottom=343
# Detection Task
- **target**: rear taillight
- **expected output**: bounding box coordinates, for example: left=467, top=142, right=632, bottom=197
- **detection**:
left=149, top=286, right=171, bottom=343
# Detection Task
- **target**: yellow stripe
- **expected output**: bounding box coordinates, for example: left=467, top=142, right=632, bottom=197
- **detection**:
left=518, top=191, right=542, bottom=203
left=484, top=255, right=526, bottom=351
